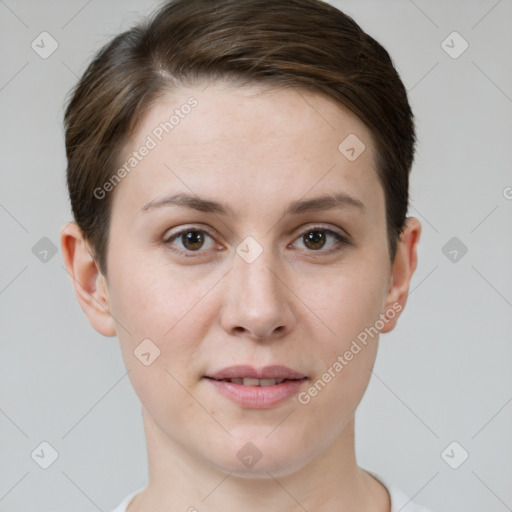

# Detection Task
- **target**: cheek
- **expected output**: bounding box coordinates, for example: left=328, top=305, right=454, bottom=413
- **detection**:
left=307, top=262, right=389, bottom=346
left=297, top=277, right=383, bottom=432
left=298, top=262, right=388, bottom=404
left=106, top=263, right=220, bottom=410
left=109, top=264, right=213, bottom=424
left=108, top=255, right=222, bottom=341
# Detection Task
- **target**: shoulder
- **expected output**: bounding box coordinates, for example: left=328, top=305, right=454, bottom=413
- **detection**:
left=387, top=485, right=433, bottom=512
left=369, top=472, right=433, bottom=512
left=110, top=488, right=144, bottom=512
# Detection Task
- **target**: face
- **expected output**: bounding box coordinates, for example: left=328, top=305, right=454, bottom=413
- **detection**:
left=101, top=83, right=399, bottom=477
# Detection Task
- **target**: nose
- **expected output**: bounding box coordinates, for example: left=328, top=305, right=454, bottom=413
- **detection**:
left=219, top=249, right=296, bottom=341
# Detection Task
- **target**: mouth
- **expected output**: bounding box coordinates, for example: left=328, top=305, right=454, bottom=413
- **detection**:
left=204, top=365, right=308, bottom=408
left=205, top=364, right=307, bottom=381
left=205, top=377, right=306, bottom=386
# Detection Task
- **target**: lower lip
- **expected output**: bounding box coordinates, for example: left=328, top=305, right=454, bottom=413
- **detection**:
left=205, top=378, right=307, bottom=408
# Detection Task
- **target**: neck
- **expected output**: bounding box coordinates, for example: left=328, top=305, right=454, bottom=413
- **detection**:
left=128, top=408, right=389, bottom=512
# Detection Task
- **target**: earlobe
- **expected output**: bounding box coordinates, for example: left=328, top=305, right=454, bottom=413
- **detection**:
left=380, top=217, right=421, bottom=333
left=60, top=222, right=117, bottom=337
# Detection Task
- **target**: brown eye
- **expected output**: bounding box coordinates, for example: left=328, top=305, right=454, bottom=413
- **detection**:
left=302, top=230, right=327, bottom=250
left=181, top=231, right=205, bottom=251
left=291, top=227, right=348, bottom=254
left=165, top=228, right=216, bottom=254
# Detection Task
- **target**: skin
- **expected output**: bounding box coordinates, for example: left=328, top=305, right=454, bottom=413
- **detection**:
left=61, top=82, right=421, bottom=512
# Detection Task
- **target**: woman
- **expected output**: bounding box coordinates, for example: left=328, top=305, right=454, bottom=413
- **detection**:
left=61, top=0, right=428, bottom=510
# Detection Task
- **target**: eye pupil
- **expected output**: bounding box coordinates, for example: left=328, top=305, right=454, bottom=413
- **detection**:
left=303, top=231, right=326, bottom=250
left=182, top=231, right=204, bottom=250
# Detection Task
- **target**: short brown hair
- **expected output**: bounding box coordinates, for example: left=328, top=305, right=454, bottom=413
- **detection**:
left=64, top=0, right=415, bottom=274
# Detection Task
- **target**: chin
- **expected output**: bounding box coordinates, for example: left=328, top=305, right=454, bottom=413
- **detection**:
left=203, top=434, right=314, bottom=479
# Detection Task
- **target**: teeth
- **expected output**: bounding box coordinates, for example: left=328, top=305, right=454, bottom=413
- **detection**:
left=224, top=377, right=287, bottom=386
left=243, top=377, right=262, bottom=386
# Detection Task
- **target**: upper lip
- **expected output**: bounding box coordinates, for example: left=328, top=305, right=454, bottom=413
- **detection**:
left=206, top=365, right=307, bottom=380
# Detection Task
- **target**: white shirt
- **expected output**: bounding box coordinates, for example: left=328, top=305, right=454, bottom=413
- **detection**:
left=111, top=473, right=432, bottom=512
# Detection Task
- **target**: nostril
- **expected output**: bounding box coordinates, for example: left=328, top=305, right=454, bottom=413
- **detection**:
left=229, top=324, right=287, bottom=338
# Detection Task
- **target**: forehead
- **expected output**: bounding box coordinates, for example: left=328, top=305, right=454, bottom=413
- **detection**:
left=113, top=82, right=382, bottom=217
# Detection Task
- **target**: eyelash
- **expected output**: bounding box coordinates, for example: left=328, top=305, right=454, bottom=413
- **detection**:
left=163, top=225, right=351, bottom=259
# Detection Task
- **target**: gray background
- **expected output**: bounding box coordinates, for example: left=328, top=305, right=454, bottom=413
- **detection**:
left=1, top=1, right=511, bottom=510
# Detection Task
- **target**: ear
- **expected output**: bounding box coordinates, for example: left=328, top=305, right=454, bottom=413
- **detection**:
left=60, top=222, right=116, bottom=337
left=380, top=217, right=421, bottom=333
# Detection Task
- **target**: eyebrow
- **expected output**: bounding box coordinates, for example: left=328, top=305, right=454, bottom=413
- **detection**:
left=286, top=192, right=365, bottom=215
left=141, top=193, right=233, bottom=215
left=140, top=191, right=364, bottom=215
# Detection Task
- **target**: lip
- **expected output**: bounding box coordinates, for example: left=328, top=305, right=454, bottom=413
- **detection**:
left=206, top=365, right=306, bottom=380
left=204, top=365, right=308, bottom=408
